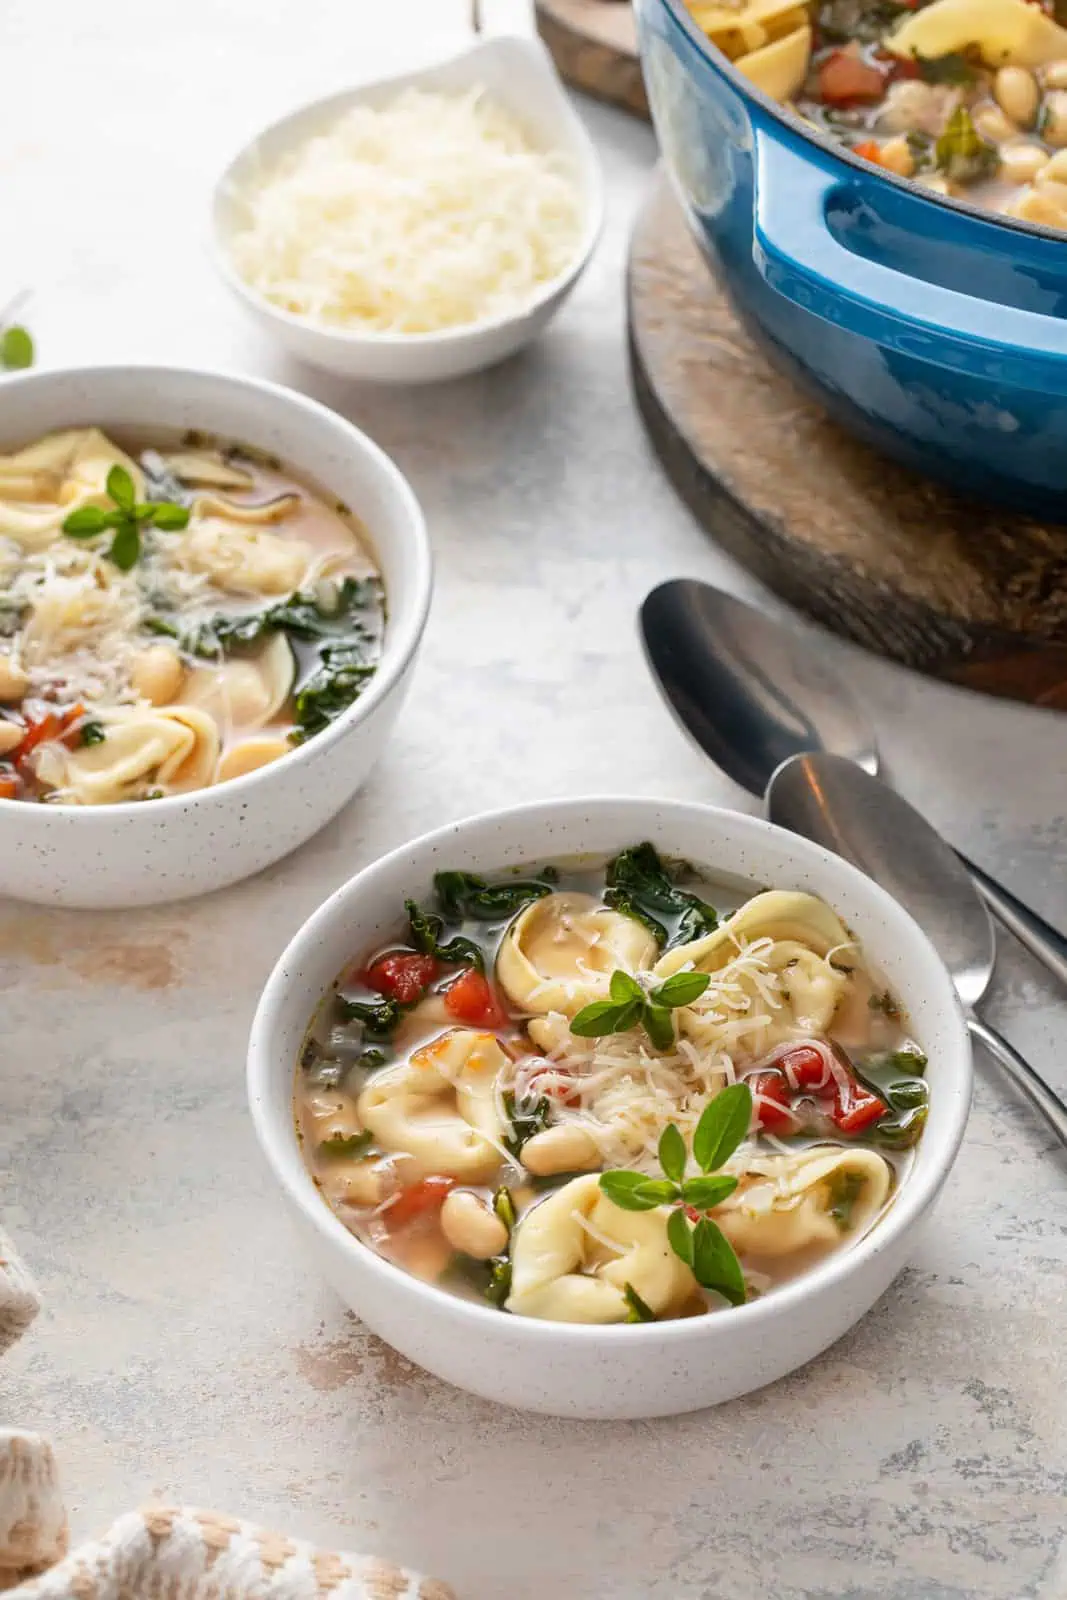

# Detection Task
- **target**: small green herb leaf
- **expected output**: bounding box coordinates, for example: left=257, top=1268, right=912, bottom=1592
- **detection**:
left=149, top=501, right=191, bottom=530
left=106, top=465, right=136, bottom=512
left=692, top=1083, right=753, bottom=1173
left=666, top=1206, right=694, bottom=1266
left=339, top=996, right=403, bottom=1037
left=61, top=504, right=110, bottom=536
left=650, top=971, right=711, bottom=1008
left=503, top=1091, right=550, bottom=1158
left=609, top=969, right=643, bottom=1004
left=598, top=1171, right=669, bottom=1211
left=658, top=1123, right=687, bottom=1185
left=319, top=1129, right=373, bottom=1158
left=486, top=1256, right=512, bottom=1308
left=0, top=325, right=34, bottom=370
left=680, top=1174, right=738, bottom=1210
left=623, top=1282, right=656, bottom=1322
left=79, top=720, right=106, bottom=747
left=493, top=1186, right=517, bottom=1231
left=108, top=523, right=141, bottom=571
left=692, top=1217, right=747, bottom=1305
left=642, top=1003, right=676, bottom=1052
left=570, top=998, right=638, bottom=1037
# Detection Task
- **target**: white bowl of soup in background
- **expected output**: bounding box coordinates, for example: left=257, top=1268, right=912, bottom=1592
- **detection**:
left=247, top=796, right=972, bottom=1420
left=209, top=35, right=604, bottom=384
left=0, top=365, right=431, bottom=909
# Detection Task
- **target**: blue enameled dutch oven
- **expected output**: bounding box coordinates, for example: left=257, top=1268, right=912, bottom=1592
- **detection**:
left=635, top=0, right=1067, bottom=519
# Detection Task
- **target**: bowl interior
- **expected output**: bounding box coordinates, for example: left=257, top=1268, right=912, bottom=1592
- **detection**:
left=249, top=796, right=972, bottom=1340
left=211, top=35, right=604, bottom=345
left=0, top=364, right=431, bottom=811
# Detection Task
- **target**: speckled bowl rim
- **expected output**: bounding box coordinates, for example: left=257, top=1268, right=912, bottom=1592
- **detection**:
left=248, top=795, right=973, bottom=1351
left=0, top=363, right=432, bottom=818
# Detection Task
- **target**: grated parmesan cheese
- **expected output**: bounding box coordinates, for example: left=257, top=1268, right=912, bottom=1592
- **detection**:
left=227, top=87, right=585, bottom=336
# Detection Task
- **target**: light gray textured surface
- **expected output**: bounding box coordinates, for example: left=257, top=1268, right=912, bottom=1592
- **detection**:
left=1, top=2, right=1066, bottom=1596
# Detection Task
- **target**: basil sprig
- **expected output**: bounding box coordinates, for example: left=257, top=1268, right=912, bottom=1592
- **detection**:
left=0, top=325, right=33, bottom=371
left=570, top=968, right=710, bottom=1052
left=62, top=464, right=189, bottom=571
left=599, top=1083, right=753, bottom=1311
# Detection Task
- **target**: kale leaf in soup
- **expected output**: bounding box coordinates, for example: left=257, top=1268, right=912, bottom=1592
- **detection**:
left=295, top=844, right=929, bottom=1326
left=0, top=427, right=385, bottom=804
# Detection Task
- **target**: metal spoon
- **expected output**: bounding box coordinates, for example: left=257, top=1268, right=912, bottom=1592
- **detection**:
left=640, top=579, right=1067, bottom=991
left=767, top=751, right=1067, bottom=1147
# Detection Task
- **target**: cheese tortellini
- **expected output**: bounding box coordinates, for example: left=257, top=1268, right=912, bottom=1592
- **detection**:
left=496, top=891, right=658, bottom=1016
left=717, top=1147, right=893, bottom=1258
left=182, top=632, right=295, bottom=728
left=506, top=1175, right=697, bottom=1322
left=176, top=516, right=312, bottom=597
left=357, top=1028, right=509, bottom=1181
left=31, top=704, right=219, bottom=803
left=887, top=0, right=1067, bottom=66
left=0, top=429, right=143, bottom=549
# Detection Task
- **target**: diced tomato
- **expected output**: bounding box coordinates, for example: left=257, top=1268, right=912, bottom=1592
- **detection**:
left=777, top=1045, right=830, bottom=1090
left=750, top=1069, right=798, bottom=1135
left=817, top=48, right=888, bottom=106
left=852, top=139, right=887, bottom=166
left=443, top=968, right=508, bottom=1029
left=385, top=1175, right=455, bottom=1229
left=524, top=1062, right=578, bottom=1104
left=0, top=771, right=17, bottom=800
left=364, top=951, right=440, bottom=1005
left=833, top=1086, right=887, bottom=1133
left=16, top=703, right=85, bottom=764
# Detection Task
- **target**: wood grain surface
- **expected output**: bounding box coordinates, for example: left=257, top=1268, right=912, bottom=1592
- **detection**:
left=534, top=0, right=648, bottom=115
left=628, top=174, right=1067, bottom=709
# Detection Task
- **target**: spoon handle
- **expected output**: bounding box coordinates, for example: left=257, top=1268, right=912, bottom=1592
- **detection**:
left=957, top=852, right=1067, bottom=993
left=968, top=1015, right=1067, bottom=1147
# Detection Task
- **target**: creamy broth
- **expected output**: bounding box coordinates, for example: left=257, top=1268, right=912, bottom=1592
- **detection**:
left=0, top=428, right=384, bottom=804
left=295, top=847, right=929, bottom=1325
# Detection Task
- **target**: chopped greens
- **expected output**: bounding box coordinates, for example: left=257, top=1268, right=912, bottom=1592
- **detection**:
left=338, top=995, right=403, bottom=1038
left=291, top=644, right=376, bottom=744
left=405, top=899, right=485, bottom=971
left=605, top=843, right=718, bottom=951
left=624, top=1282, right=656, bottom=1322
left=827, top=1170, right=865, bottom=1230
left=434, top=870, right=554, bottom=920
left=916, top=51, right=977, bottom=85
left=319, top=1130, right=373, bottom=1158
left=79, top=720, right=106, bottom=747
left=503, top=1090, right=551, bottom=1157
left=935, top=106, right=997, bottom=183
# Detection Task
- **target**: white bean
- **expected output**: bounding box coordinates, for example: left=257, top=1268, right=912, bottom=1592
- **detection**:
left=0, top=654, right=29, bottom=703
left=307, top=1091, right=363, bottom=1143
left=130, top=643, right=184, bottom=706
left=0, top=721, right=23, bottom=756
left=1043, top=60, right=1067, bottom=90
left=521, top=1124, right=601, bottom=1176
left=999, top=143, right=1050, bottom=183
left=440, top=1190, right=509, bottom=1260
left=974, top=103, right=1018, bottom=145
left=1041, top=89, right=1067, bottom=146
left=322, top=1159, right=384, bottom=1208
left=1039, top=147, right=1067, bottom=181
left=994, top=67, right=1039, bottom=128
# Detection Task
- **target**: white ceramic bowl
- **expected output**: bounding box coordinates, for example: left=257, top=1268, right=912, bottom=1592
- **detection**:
left=247, top=796, right=972, bottom=1420
left=210, top=35, right=604, bottom=384
left=0, top=365, right=432, bottom=909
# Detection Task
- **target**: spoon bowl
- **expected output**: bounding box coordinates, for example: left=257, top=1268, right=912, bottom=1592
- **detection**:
left=210, top=35, right=604, bottom=384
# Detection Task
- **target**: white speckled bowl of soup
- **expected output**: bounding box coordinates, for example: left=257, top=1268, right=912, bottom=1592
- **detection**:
left=0, top=366, right=430, bottom=907
left=248, top=797, right=971, bottom=1419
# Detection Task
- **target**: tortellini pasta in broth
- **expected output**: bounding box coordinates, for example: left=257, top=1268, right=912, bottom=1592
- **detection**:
left=357, top=1028, right=509, bottom=1182
left=496, top=891, right=659, bottom=1016
left=716, top=1146, right=893, bottom=1259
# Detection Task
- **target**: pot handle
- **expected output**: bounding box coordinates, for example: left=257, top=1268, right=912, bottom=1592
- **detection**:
left=752, top=126, right=1067, bottom=375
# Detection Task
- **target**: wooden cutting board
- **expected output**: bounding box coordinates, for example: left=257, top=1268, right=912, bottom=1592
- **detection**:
left=628, top=173, right=1067, bottom=708
left=534, top=0, right=648, bottom=115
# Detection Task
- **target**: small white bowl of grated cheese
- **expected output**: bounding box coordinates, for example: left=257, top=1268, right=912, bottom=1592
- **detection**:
left=210, top=34, right=604, bottom=384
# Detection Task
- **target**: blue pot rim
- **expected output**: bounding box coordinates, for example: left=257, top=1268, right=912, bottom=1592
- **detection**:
left=651, top=0, right=1067, bottom=246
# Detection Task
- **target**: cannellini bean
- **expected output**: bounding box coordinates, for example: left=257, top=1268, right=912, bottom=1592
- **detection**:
left=440, top=1190, right=509, bottom=1260
left=1039, top=148, right=1067, bottom=181
left=0, top=654, right=28, bottom=703
left=0, top=721, right=23, bottom=756
left=1041, top=89, right=1067, bottom=146
left=994, top=67, right=1039, bottom=128
left=130, top=642, right=184, bottom=706
left=521, top=1124, right=601, bottom=1177
left=974, top=103, right=1018, bottom=144
left=307, top=1091, right=363, bottom=1143
left=217, top=736, right=289, bottom=783
left=877, top=135, right=915, bottom=178
left=999, top=142, right=1050, bottom=183
left=322, top=1158, right=384, bottom=1208
left=1043, top=60, right=1067, bottom=90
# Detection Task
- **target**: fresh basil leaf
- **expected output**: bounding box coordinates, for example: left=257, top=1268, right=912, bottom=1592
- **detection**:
left=693, top=1083, right=753, bottom=1173
left=598, top=1171, right=665, bottom=1211
left=503, top=1090, right=550, bottom=1157
left=666, top=1206, right=694, bottom=1266
left=0, top=325, right=34, bottom=370
left=680, top=1174, right=738, bottom=1210
left=658, top=1122, right=687, bottom=1184
left=692, top=1217, right=747, bottom=1305
left=603, top=887, right=668, bottom=947
left=62, top=504, right=110, bottom=535
left=609, top=969, right=643, bottom=1004
left=570, top=998, right=636, bottom=1037
left=319, top=1129, right=373, bottom=1158
left=651, top=971, right=711, bottom=1009
left=149, top=501, right=191, bottom=530
left=642, top=1003, right=675, bottom=1052
left=633, top=1178, right=680, bottom=1204
left=106, top=464, right=136, bottom=511
left=108, top=523, right=141, bottom=571
left=623, top=1282, right=656, bottom=1322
